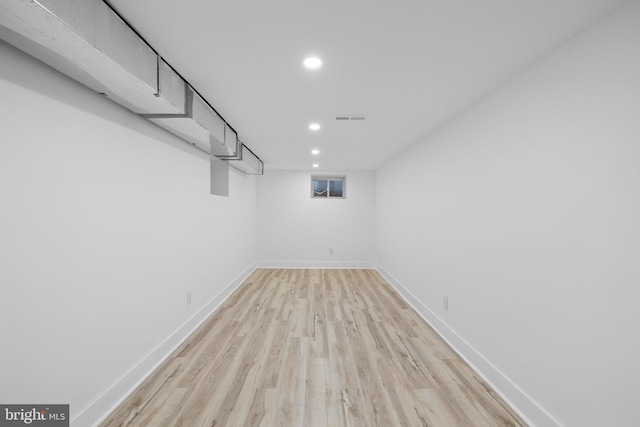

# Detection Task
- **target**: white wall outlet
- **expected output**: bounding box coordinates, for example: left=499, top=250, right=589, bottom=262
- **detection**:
left=329, top=248, right=334, bottom=255
left=186, top=291, right=192, bottom=306
left=443, top=296, right=449, bottom=311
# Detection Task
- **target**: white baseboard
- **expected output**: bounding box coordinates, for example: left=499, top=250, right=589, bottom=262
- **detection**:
left=255, top=260, right=376, bottom=269
left=376, top=264, right=562, bottom=427
left=73, top=263, right=257, bottom=427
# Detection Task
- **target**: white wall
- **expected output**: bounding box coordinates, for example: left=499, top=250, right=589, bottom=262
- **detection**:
left=0, top=40, right=257, bottom=426
left=257, top=170, right=375, bottom=267
left=376, top=2, right=640, bottom=426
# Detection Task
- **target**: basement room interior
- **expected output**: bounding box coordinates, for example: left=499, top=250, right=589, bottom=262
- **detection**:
left=1, top=0, right=639, bottom=426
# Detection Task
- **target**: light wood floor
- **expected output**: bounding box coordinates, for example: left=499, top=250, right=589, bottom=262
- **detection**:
left=101, top=269, right=526, bottom=426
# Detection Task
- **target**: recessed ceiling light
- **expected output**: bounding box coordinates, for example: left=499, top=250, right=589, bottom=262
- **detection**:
left=303, top=56, right=322, bottom=69
left=311, top=149, right=320, bottom=155
left=309, top=123, right=320, bottom=131
left=312, top=164, right=319, bottom=168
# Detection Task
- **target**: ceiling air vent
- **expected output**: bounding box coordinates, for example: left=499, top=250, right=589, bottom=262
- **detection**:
left=334, top=115, right=367, bottom=121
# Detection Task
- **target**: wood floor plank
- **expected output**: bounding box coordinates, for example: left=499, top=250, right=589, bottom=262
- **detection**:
left=101, top=269, right=527, bottom=427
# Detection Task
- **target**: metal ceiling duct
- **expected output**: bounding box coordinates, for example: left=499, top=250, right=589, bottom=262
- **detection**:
left=0, top=0, right=186, bottom=115
left=228, top=144, right=264, bottom=175
left=144, top=88, right=239, bottom=158
left=0, top=0, right=264, bottom=187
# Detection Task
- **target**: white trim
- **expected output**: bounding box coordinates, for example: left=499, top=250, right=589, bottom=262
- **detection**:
left=255, top=260, right=376, bottom=269
left=73, top=263, right=257, bottom=427
left=376, top=264, right=562, bottom=427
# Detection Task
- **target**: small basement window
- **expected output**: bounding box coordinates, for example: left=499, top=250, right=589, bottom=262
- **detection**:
left=311, top=176, right=346, bottom=198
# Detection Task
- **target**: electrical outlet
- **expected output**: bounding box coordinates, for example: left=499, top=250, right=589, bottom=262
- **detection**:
left=443, top=296, right=449, bottom=311
left=329, top=248, right=334, bottom=255
left=186, top=291, right=192, bottom=306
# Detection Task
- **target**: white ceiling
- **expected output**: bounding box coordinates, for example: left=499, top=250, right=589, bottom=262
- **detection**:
left=107, top=0, right=626, bottom=172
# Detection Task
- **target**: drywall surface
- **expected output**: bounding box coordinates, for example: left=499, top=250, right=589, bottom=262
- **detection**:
left=0, top=40, right=257, bottom=425
left=257, top=170, right=375, bottom=267
left=376, top=2, right=640, bottom=426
